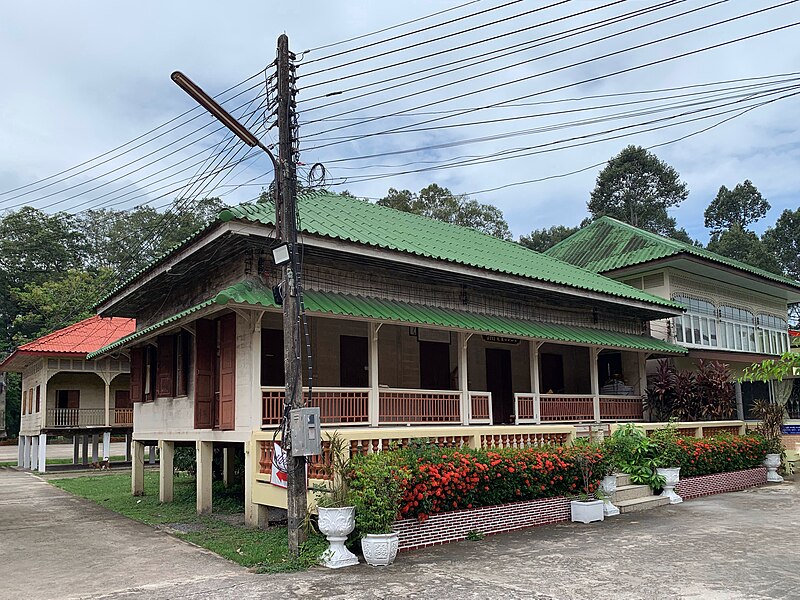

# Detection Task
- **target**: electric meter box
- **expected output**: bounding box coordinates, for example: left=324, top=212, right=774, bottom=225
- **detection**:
left=289, top=407, right=321, bottom=456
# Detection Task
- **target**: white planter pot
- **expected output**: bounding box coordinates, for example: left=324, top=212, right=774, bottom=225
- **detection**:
left=600, top=475, right=620, bottom=517
left=317, top=507, right=359, bottom=569
left=764, top=453, right=784, bottom=483
left=570, top=499, right=604, bottom=524
left=361, top=532, right=399, bottom=567
left=656, top=467, right=683, bottom=504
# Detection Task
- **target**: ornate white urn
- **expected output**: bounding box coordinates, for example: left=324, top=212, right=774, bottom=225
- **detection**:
left=656, top=467, right=683, bottom=504
left=600, top=475, right=620, bottom=517
left=764, top=454, right=784, bottom=483
left=361, top=532, right=399, bottom=566
left=317, top=507, right=359, bottom=568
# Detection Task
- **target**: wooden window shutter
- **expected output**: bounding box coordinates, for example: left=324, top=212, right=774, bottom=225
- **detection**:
left=156, top=335, right=176, bottom=398
left=35, top=386, right=40, bottom=413
left=176, top=331, right=189, bottom=397
left=130, top=348, right=144, bottom=403
left=194, top=319, right=215, bottom=429
left=218, top=313, right=237, bottom=431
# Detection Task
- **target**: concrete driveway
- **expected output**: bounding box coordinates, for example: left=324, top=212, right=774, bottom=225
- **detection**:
left=2, top=467, right=799, bottom=599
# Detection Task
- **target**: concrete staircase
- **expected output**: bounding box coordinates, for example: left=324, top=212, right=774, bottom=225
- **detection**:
left=611, top=473, right=670, bottom=514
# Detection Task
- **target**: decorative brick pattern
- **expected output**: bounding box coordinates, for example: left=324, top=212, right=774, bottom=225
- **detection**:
left=393, top=496, right=571, bottom=551
left=676, top=467, right=767, bottom=500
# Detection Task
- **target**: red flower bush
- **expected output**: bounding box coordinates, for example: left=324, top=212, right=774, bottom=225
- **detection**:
left=353, top=445, right=607, bottom=521
left=673, top=434, right=769, bottom=478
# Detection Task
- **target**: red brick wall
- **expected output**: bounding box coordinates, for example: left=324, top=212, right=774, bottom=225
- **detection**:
left=676, top=467, right=767, bottom=500
left=393, top=496, right=571, bottom=551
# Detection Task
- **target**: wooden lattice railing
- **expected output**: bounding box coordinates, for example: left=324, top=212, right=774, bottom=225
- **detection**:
left=540, top=395, right=594, bottom=422
left=378, top=389, right=461, bottom=424
left=261, top=387, right=369, bottom=426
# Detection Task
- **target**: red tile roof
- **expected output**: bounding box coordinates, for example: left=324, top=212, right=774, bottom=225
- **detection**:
left=0, top=316, right=136, bottom=371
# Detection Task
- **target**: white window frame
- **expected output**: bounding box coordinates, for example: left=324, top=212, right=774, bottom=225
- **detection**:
left=757, top=313, right=789, bottom=355
left=672, top=294, right=718, bottom=348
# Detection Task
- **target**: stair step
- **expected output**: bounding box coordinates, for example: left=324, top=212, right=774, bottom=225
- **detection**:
left=612, top=484, right=653, bottom=503
left=615, top=473, right=631, bottom=487
left=616, top=495, right=671, bottom=514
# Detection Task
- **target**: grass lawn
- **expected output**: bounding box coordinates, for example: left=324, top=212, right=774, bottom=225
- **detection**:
left=50, top=472, right=325, bottom=572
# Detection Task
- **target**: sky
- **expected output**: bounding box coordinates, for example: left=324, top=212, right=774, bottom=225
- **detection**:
left=1, top=0, right=799, bottom=244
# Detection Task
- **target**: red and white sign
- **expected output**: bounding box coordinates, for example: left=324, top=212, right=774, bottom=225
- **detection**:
left=271, top=443, right=289, bottom=488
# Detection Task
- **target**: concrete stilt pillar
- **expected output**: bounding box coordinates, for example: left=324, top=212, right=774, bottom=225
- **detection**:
left=17, top=437, right=24, bottom=467
left=38, top=434, right=47, bottom=473
left=148, top=445, right=156, bottom=465
left=81, top=435, right=89, bottom=466
left=132, top=441, right=145, bottom=496
left=244, top=440, right=269, bottom=528
left=92, top=434, right=99, bottom=464
left=31, top=436, right=39, bottom=470
left=223, top=447, right=235, bottom=488
left=102, top=431, right=111, bottom=462
left=22, top=437, right=31, bottom=469
left=159, top=440, right=174, bottom=503
left=125, top=434, right=132, bottom=462
left=196, top=441, right=213, bottom=515
left=73, top=435, right=80, bottom=465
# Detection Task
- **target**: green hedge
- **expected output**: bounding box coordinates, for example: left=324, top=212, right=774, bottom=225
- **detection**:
left=674, top=434, right=769, bottom=478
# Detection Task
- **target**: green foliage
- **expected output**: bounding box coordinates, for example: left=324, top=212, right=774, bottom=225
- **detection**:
left=465, top=530, right=485, bottom=541
left=518, top=224, right=580, bottom=252
left=741, top=352, right=800, bottom=384
left=588, top=145, right=688, bottom=236
left=673, top=434, right=769, bottom=477
left=644, top=359, right=735, bottom=422
left=377, top=184, right=511, bottom=240
left=695, top=360, right=735, bottom=420
left=749, top=399, right=786, bottom=455
left=605, top=424, right=665, bottom=489
left=704, top=180, right=770, bottom=232
left=5, top=372, right=20, bottom=437
left=312, top=432, right=353, bottom=509
left=649, top=420, right=682, bottom=468
left=349, top=452, right=404, bottom=535
left=763, top=207, right=800, bottom=279
left=707, top=224, right=782, bottom=274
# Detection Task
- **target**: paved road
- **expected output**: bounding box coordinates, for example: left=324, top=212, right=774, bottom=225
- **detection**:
left=0, top=441, right=129, bottom=462
left=2, top=467, right=799, bottom=599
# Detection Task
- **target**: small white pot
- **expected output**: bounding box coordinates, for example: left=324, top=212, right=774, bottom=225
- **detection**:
left=600, top=475, right=620, bottom=517
left=570, top=499, right=604, bottom=524
left=656, top=467, right=683, bottom=504
left=317, top=507, right=359, bottom=569
left=764, top=453, right=784, bottom=483
left=361, top=532, right=399, bottom=567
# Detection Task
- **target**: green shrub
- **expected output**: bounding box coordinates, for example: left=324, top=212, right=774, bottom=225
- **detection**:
left=349, top=452, right=404, bottom=535
left=674, top=434, right=769, bottom=478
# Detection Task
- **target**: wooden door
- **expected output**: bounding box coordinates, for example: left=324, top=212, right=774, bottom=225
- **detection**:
left=194, top=318, right=216, bottom=429
left=340, top=336, right=368, bottom=387
left=540, top=353, right=565, bottom=394
left=486, top=348, right=513, bottom=424
left=218, top=313, right=237, bottom=430
left=115, top=390, right=131, bottom=409
left=419, top=341, right=451, bottom=390
left=261, top=328, right=285, bottom=386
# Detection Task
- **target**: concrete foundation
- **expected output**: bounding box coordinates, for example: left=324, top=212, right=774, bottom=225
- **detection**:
left=132, top=441, right=145, bottom=496
left=196, top=441, right=213, bottom=515
left=30, top=436, right=39, bottom=471
left=81, top=435, right=89, bottom=466
left=73, top=435, right=79, bottom=465
left=38, top=433, right=47, bottom=473
left=159, top=441, right=174, bottom=503
left=92, top=434, right=99, bottom=463
left=102, top=431, right=111, bottom=461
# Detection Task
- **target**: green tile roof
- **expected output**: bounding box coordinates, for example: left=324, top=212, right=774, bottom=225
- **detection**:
left=90, top=279, right=685, bottom=358
left=546, top=216, right=800, bottom=290
left=216, top=191, right=680, bottom=310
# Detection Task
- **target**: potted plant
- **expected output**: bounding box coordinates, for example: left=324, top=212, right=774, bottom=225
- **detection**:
left=569, top=444, right=604, bottom=524
left=350, top=452, right=404, bottom=566
left=313, top=432, right=359, bottom=569
left=650, top=421, right=683, bottom=504
left=751, top=399, right=786, bottom=483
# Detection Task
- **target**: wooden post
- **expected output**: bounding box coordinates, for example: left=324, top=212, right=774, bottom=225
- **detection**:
left=591, top=347, right=601, bottom=423
left=104, top=381, right=111, bottom=427
left=458, top=332, right=470, bottom=425
left=368, top=322, right=381, bottom=427
left=529, top=340, right=542, bottom=424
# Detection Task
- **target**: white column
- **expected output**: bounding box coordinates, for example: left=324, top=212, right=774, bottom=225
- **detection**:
left=250, top=312, right=263, bottom=431
left=102, top=431, right=111, bottom=461
left=458, top=332, right=470, bottom=425
left=244, top=439, right=269, bottom=528
left=22, top=436, right=30, bottom=469
left=92, top=434, right=99, bottom=463
left=638, top=353, right=648, bottom=397
left=148, top=445, right=156, bottom=464
left=104, top=381, right=111, bottom=427
left=132, top=441, right=145, bottom=496
left=159, top=440, right=174, bottom=503
left=31, top=436, right=39, bottom=470
left=38, top=433, right=47, bottom=473
left=529, top=340, right=542, bottom=424
left=591, top=347, right=601, bottom=423
left=17, top=437, right=24, bottom=467
left=368, top=322, right=381, bottom=427
left=196, top=441, right=213, bottom=515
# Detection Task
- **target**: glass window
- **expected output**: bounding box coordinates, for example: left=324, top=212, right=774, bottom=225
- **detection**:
left=672, top=295, right=719, bottom=347
left=757, top=313, right=788, bottom=356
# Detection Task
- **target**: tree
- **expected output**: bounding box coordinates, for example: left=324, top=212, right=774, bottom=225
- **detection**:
left=377, top=184, right=511, bottom=239
left=519, top=225, right=580, bottom=252
left=588, top=145, right=689, bottom=236
left=706, top=224, right=782, bottom=274
left=704, top=180, right=770, bottom=233
left=763, top=207, right=800, bottom=279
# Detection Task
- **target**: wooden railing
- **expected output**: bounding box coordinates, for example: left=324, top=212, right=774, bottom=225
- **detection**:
left=261, top=387, right=370, bottom=426
left=540, top=394, right=595, bottom=422
left=378, top=389, right=461, bottom=424
left=468, top=391, right=492, bottom=424
left=613, top=420, right=747, bottom=438
left=516, top=393, right=645, bottom=424
left=599, top=396, right=644, bottom=421
left=46, top=408, right=105, bottom=428
left=112, top=408, right=134, bottom=426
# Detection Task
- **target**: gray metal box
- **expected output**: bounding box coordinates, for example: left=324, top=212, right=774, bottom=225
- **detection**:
left=289, top=407, right=322, bottom=456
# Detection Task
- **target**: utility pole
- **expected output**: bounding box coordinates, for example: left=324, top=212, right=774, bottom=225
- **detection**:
left=275, top=33, right=306, bottom=556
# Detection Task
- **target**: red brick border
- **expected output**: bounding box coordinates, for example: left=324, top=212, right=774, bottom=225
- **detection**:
left=393, top=496, right=571, bottom=551
left=676, top=467, right=767, bottom=500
